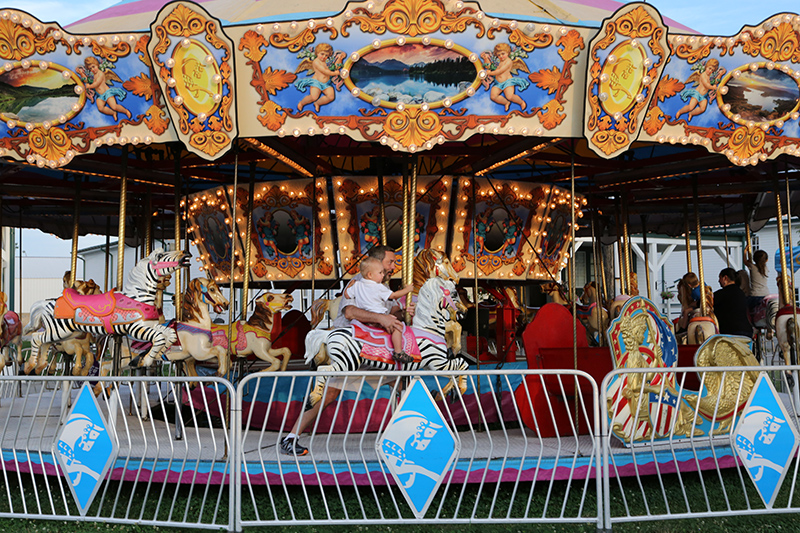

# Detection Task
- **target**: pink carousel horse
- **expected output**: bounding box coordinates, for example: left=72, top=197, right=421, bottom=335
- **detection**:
left=675, top=272, right=718, bottom=345
left=0, top=291, right=21, bottom=368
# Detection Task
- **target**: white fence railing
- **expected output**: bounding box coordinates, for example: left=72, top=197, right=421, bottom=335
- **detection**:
left=2, top=364, right=800, bottom=531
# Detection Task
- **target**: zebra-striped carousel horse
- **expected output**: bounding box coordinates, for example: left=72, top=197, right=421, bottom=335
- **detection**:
left=24, top=248, right=189, bottom=374
left=304, top=276, right=469, bottom=407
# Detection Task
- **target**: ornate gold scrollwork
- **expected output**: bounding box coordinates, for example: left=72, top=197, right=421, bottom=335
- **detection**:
left=384, top=107, right=442, bottom=147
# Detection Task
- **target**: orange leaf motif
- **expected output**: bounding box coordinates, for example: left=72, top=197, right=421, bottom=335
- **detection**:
left=207, top=116, right=222, bottom=131
left=537, top=99, right=566, bottom=130
left=239, top=30, right=268, bottom=62
left=557, top=30, right=585, bottom=62
left=643, top=106, right=666, bottom=136
left=597, top=115, right=613, bottom=131
left=144, top=105, right=170, bottom=135
left=123, top=73, right=154, bottom=101
left=257, top=67, right=296, bottom=97
left=592, top=130, right=629, bottom=156
left=528, top=67, right=562, bottom=95
left=653, top=76, right=684, bottom=104
left=258, top=101, right=287, bottom=130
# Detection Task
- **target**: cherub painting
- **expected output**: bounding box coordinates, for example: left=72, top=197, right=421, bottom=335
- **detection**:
left=481, top=43, right=530, bottom=112
left=475, top=207, right=494, bottom=256
left=675, top=59, right=726, bottom=122
left=294, top=43, right=346, bottom=112
left=83, top=57, right=132, bottom=121
left=288, top=209, right=312, bottom=257
left=500, top=217, right=521, bottom=256
left=361, top=206, right=381, bottom=247
left=75, top=66, right=96, bottom=104
left=256, top=210, right=279, bottom=259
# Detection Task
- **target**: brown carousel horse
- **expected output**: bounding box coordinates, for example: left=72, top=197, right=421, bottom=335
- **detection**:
left=204, top=292, right=295, bottom=374
left=675, top=272, right=718, bottom=345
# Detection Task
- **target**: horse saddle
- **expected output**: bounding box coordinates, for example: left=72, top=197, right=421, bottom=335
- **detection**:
left=351, top=321, right=421, bottom=365
left=750, top=295, right=778, bottom=325
left=777, top=305, right=800, bottom=318
left=54, top=288, right=159, bottom=334
left=0, top=310, right=20, bottom=348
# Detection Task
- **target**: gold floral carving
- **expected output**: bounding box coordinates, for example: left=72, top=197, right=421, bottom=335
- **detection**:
left=189, top=130, right=231, bottom=156
left=269, top=28, right=323, bottom=53
left=0, top=19, right=60, bottom=60
left=727, top=126, right=766, bottom=159
left=384, top=0, right=445, bottom=36
left=592, top=130, right=629, bottom=156
left=642, top=106, right=665, bottom=136
left=615, top=6, right=657, bottom=38
left=508, top=28, right=554, bottom=52
left=384, top=107, right=442, bottom=146
left=741, top=22, right=800, bottom=62
left=28, top=127, right=71, bottom=161
left=239, top=30, right=268, bottom=62
left=162, top=3, right=206, bottom=37
left=258, top=100, right=288, bottom=130
left=144, top=105, right=170, bottom=134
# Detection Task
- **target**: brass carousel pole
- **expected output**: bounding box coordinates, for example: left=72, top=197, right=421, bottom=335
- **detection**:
left=684, top=205, right=692, bottom=273
left=242, top=162, right=256, bottom=321
left=144, top=185, right=153, bottom=257
left=69, top=175, right=81, bottom=288
left=722, top=205, right=730, bottom=267
left=591, top=208, right=604, bottom=347
left=472, top=177, right=481, bottom=412
left=114, top=147, right=128, bottom=377
left=693, top=179, right=707, bottom=317
left=641, top=215, right=651, bottom=300
left=406, top=158, right=417, bottom=320
left=104, top=217, right=111, bottom=292
left=593, top=209, right=609, bottom=308
left=377, top=161, right=388, bottom=246
left=614, top=198, right=625, bottom=296
left=570, top=149, right=578, bottom=431
left=174, top=152, right=182, bottom=322
left=785, top=172, right=800, bottom=392
left=775, top=181, right=791, bottom=307
left=622, top=194, right=632, bottom=295
left=227, top=150, right=239, bottom=354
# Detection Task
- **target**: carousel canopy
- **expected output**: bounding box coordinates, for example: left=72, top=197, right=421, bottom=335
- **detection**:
left=0, top=0, right=798, bottom=283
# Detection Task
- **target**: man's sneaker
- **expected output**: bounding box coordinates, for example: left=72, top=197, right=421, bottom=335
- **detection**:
left=280, top=437, right=308, bottom=456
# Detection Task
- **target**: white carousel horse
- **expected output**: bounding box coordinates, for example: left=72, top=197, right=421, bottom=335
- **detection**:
left=540, top=281, right=607, bottom=344
left=304, top=277, right=469, bottom=406
left=23, top=248, right=187, bottom=374
left=207, top=292, right=295, bottom=373
left=161, top=277, right=231, bottom=376
left=0, top=291, right=21, bottom=368
left=676, top=272, right=718, bottom=345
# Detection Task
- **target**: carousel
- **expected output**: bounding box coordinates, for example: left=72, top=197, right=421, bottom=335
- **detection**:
left=0, top=0, right=800, bottom=525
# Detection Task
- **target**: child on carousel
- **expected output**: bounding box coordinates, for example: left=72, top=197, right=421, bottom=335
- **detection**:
left=348, top=257, right=414, bottom=364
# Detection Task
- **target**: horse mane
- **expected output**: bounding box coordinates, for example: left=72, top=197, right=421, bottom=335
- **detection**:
left=413, top=277, right=454, bottom=331
left=247, top=298, right=275, bottom=331
left=182, top=278, right=204, bottom=323
left=413, top=249, right=439, bottom=294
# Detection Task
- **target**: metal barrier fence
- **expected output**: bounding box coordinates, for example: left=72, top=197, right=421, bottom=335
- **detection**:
left=0, top=375, right=236, bottom=531
left=234, top=368, right=601, bottom=529
left=5, top=362, right=800, bottom=530
left=601, top=364, right=800, bottom=528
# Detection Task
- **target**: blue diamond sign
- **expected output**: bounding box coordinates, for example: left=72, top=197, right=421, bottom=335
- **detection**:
left=378, top=377, right=459, bottom=518
left=54, top=383, right=118, bottom=516
left=733, top=373, right=799, bottom=508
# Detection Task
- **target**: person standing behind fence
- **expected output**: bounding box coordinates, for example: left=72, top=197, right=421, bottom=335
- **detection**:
left=714, top=267, right=753, bottom=337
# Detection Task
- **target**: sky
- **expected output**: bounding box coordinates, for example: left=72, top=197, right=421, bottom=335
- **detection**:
left=7, top=0, right=800, bottom=255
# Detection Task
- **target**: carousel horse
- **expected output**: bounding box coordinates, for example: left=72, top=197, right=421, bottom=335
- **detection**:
left=0, top=291, right=21, bottom=368
left=206, top=292, right=295, bottom=373
left=304, top=277, right=469, bottom=406
left=23, top=248, right=187, bottom=374
left=676, top=272, right=718, bottom=345
left=540, top=281, right=607, bottom=345
left=607, top=272, right=639, bottom=319
left=579, top=281, right=610, bottom=338
left=33, top=272, right=103, bottom=376
left=161, top=277, right=231, bottom=376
